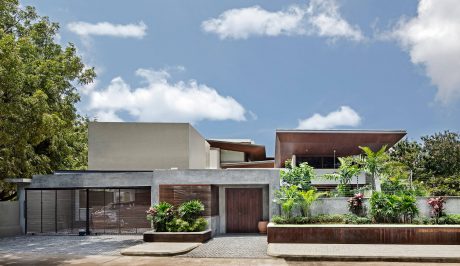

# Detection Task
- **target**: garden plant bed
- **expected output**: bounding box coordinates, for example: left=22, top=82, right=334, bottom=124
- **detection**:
left=143, top=229, right=212, bottom=243
left=267, top=223, right=460, bottom=245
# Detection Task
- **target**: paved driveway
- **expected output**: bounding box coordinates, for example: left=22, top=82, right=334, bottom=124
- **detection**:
left=180, top=234, right=269, bottom=258
left=0, top=235, right=143, bottom=256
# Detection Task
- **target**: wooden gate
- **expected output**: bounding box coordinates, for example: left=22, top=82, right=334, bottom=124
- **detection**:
left=225, top=188, right=262, bottom=233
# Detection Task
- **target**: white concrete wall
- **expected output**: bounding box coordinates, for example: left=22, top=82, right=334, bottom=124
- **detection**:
left=220, top=150, right=245, bottom=163
left=208, top=148, right=220, bottom=169
left=188, top=125, right=209, bottom=169
left=0, top=201, right=21, bottom=237
left=89, top=122, right=201, bottom=170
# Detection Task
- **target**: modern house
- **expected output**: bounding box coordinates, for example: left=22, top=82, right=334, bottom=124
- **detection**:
left=11, top=122, right=406, bottom=236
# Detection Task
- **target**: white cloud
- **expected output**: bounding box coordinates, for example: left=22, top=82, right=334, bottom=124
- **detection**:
left=87, top=68, right=247, bottom=123
left=391, top=0, right=460, bottom=104
left=201, top=0, right=364, bottom=41
left=67, top=21, right=147, bottom=38
left=79, top=79, right=99, bottom=95
left=297, top=106, right=361, bottom=130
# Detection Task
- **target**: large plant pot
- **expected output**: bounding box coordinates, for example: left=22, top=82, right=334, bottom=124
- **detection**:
left=258, top=221, right=268, bottom=234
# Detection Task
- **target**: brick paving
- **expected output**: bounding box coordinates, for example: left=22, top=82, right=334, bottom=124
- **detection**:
left=180, top=234, right=269, bottom=258
left=0, top=235, right=143, bottom=256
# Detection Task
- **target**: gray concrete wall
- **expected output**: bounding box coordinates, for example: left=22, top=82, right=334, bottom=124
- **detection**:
left=0, top=201, right=21, bottom=237
left=152, top=169, right=280, bottom=234
left=30, top=172, right=153, bottom=189
left=88, top=122, right=192, bottom=170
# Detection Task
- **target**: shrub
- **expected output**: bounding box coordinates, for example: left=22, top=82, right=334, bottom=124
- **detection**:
left=190, top=217, right=208, bottom=232
left=146, top=200, right=207, bottom=232
left=348, top=193, right=366, bottom=216
left=298, top=189, right=325, bottom=217
left=369, top=192, right=418, bottom=223
left=146, top=202, right=175, bottom=232
left=343, top=214, right=372, bottom=224
left=167, top=218, right=190, bottom=232
left=274, top=185, right=300, bottom=219
left=178, top=199, right=204, bottom=222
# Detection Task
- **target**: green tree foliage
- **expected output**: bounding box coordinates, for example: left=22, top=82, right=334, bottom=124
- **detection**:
left=390, top=131, right=460, bottom=196
left=421, top=131, right=460, bottom=176
left=323, top=156, right=361, bottom=196
left=280, top=162, right=315, bottom=191
left=0, top=0, right=95, bottom=200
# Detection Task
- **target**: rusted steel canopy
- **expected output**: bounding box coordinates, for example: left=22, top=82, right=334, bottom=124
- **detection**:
left=275, top=130, right=406, bottom=167
left=207, top=139, right=267, bottom=161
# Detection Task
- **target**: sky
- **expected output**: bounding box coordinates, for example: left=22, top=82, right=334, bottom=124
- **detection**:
left=24, top=0, right=460, bottom=155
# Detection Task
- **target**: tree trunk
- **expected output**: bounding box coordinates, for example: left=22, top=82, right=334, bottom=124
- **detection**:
left=374, top=174, right=382, bottom=192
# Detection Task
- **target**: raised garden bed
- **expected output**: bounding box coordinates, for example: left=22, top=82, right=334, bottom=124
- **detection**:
left=143, top=229, right=212, bottom=243
left=267, top=223, right=460, bottom=245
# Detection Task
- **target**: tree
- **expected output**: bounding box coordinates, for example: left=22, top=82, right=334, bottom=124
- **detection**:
left=0, top=1, right=95, bottom=200
left=421, top=131, right=460, bottom=176
left=358, top=145, right=389, bottom=192
left=389, top=139, right=423, bottom=178
left=280, top=162, right=315, bottom=191
left=323, top=156, right=361, bottom=196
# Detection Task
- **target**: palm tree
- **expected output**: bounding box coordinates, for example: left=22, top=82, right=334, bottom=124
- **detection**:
left=358, top=145, right=389, bottom=192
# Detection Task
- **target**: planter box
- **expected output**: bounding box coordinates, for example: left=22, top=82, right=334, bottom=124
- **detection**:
left=143, top=229, right=212, bottom=243
left=267, top=223, right=460, bottom=245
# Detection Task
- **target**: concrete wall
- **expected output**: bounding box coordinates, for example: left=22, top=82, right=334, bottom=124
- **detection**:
left=0, top=201, right=21, bottom=237
left=152, top=169, right=280, bottom=234
left=30, top=172, right=153, bottom=189
left=88, top=122, right=192, bottom=170
left=188, top=125, right=209, bottom=169
left=208, top=148, right=220, bottom=169
left=220, top=150, right=245, bottom=163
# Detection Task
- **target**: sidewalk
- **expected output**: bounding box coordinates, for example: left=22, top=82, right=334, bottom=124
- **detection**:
left=268, top=243, right=460, bottom=262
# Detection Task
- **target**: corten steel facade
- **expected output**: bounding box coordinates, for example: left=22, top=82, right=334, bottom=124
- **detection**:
left=16, top=122, right=406, bottom=236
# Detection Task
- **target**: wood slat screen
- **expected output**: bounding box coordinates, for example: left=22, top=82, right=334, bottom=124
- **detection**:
left=159, top=185, right=219, bottom=217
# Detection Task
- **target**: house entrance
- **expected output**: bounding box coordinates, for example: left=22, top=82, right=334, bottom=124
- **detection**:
left=225, top=188, right=262, bottom=233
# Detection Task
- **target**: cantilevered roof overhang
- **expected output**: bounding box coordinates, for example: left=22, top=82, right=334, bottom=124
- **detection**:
left=275, top=129, right=407, bottom=168
left=206, top=139, right=267, bottom=161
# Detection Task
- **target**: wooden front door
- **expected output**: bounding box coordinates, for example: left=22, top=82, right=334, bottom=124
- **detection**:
left=226, top=188, right=263, bottom=233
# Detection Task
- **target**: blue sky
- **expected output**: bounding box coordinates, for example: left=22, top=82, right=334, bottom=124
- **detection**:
left=25, top=0, right=460, bottom=155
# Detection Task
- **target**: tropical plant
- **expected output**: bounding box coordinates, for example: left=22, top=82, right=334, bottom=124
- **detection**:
left=274, top=185, right=300, bottom=219
left=358, top=145, right=390, bottom=192
left=147, top=200, right=208, bottom=232
left=298, top=189, right=326, bottom=217
left=146, top=202, right=175, bottom=232
left=323, top=156, right=361, bottom=196
left=427, top=197, right=446, bottom=221
left=280, top=162, right=315, bottom=191
left=348, top=193, right=366, bottom=216
left=178, top=199, right=204, bottom=222
left=369, top=192, right=418, bottom=223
